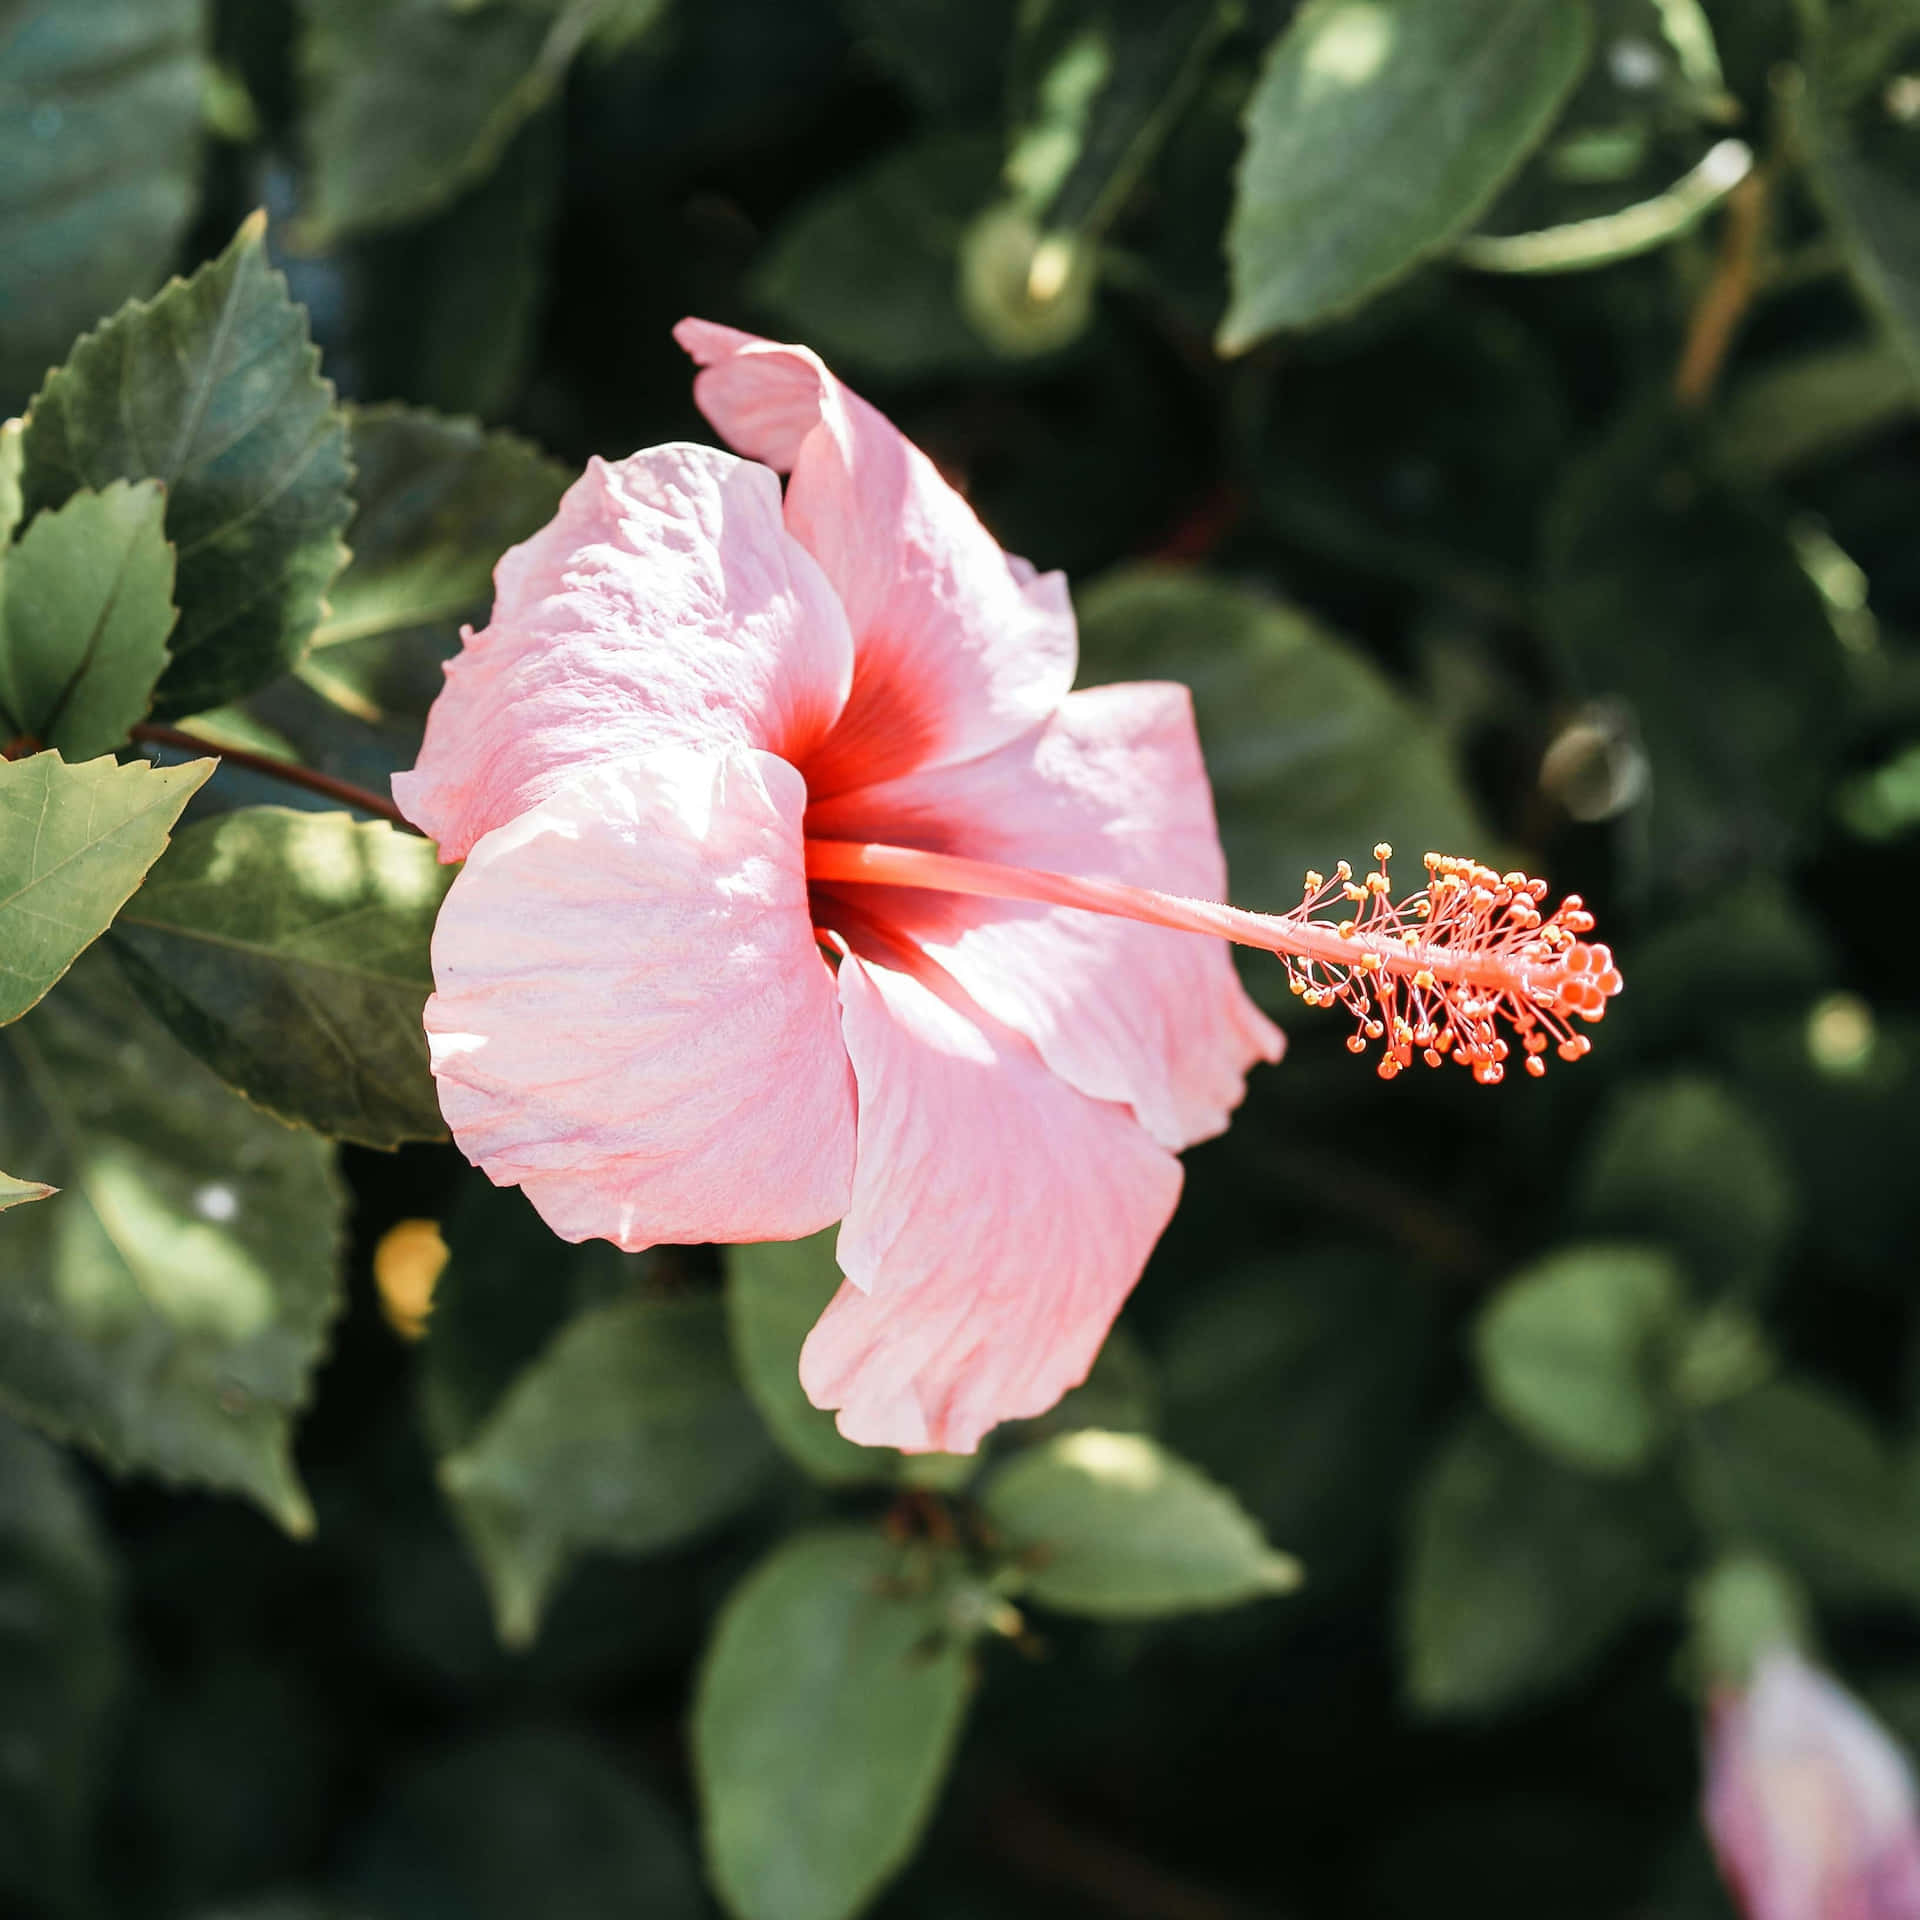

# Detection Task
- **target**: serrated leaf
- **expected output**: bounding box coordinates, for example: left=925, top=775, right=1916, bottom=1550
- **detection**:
left=19, top=213, right=352, bottom=719
left=340, top=1732, right=702, bottom=1920
left=727, top=1230, right=971, bottom=1489
left=1474, top=1245, right=1686, bottom=1473
left=695, top=1528, right=974, bottom=1920
left=983, top=1429, right=1299, bottom=1619
left=0, top=752, right=211, bottom=1026
left=0, top=1416, right=120, bottom=1915
left=1682, top=1377, right=1920, bottom=1604
left=300, top=406, right=569, bottom=729
left=1220, top=0, right=1592, bottom=350
left=296, top=0, right=580, bottom=243
left=439, top=1294, right=776, bottom=1646
left=0, top=953, right=346, bottom=1530
left=109, top=807, right=453, bottom=1148
left=0, top=481, right=176, bottom=758
left=1074, top=566, right=1487, bottom=1002
left=1404, top=1414, right=1674, bottom=1716
left=0, top=0, right=206, bottom=404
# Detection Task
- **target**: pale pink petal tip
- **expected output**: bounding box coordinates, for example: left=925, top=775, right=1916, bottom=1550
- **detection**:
left=423, top=745, right=855, bottom=1251
left=798, top=956, right=1182, bottom=1453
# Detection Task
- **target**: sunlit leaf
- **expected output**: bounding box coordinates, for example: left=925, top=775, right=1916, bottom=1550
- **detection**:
left=300, top=406, right=569, bottom=729
left=0, top=954, right=346, bottom=1529
left=0, top=1416, right=120, bottom=1915
left=0, top=752, right=210, bottom=1026
left=439, top=1294, right=776, bottom=1646
left=695, top=1528, right=975, bottom=1920
left=110, top=807, right=454, bottom=1148
left=0, top=0, right=205, bottom=404
left=1474, top=1245, right=1687, bottom=1473
left=1404, top=1414, right=1675, bottom=1716
left=0, top=1169, right=56, bottom=1211
left=983, top=1429, right=1299, bottom=1618
left=19, top=214, right=353, bottom=720
left=0, top=481, right=176, bottom=758
left=1220, top=0, right=1592, bottom=349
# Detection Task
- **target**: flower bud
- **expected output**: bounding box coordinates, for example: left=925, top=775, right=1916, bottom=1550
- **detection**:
left=1705, top=1648, right=1920, bottom=1920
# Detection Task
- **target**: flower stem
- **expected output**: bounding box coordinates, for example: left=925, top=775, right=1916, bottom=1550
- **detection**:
left=129, top=722, right=421, bottom=833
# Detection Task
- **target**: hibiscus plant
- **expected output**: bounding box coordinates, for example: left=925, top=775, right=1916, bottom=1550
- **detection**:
left=4, top=3, right=1920, bottom=1920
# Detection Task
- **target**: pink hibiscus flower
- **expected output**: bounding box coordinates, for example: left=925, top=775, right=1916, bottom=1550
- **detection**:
left=393, top=321, right=1618, bottom=1452
left=1706, top=1649, right=1920, bottom=1920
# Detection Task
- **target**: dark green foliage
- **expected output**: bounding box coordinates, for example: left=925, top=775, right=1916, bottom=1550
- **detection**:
left=6, top=1, right=1920, bottom=1916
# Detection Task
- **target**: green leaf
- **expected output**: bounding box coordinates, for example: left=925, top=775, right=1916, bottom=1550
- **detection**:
left=1575, top=1075, right=1796, bottom=1295
left=0, top=0, right=206, bottom=404
left=1220, top=0, right=1593, bottom=350
left=1474, top=1245, right=1686, bottom=1474
left=1543, top=409, right=1844, bottom=886
left=0, top=1169, right=55, bottom=1211
left=1163, top=1253, right=1431, bottom=1585
left=439, top=1294, right=776, bottom=1646
left=1404, top=1414, right=1674, bottom=1716
left=0, top=953, right=346, bottom=1531
left=19, top=213, right=353, bottom=720
left=1074, top=566, right=1487, bottom=997
left=1686, top=1553, right=1811, bottom=1687
left=341, top=1731, right=702, bottom=1920
left=727, top=1229, right=970, bottom=1489
left=754, top=132, right=1007, bottom=380
left=300, top=405, right=569, bottom=729
left=1004, top=0, right=1233, bottom=238
left=841, top=0, right=1017, bottom=115
left=109, top=807, right=454, bottom=1148
left=1716, top=340, right=1920, bottom=475
left=0, top=751, right=211, bottom=1026
left=296, top=0, right=589, bottom=243
left=0, top=1417, right=121, bottom=1915
left=0, top=417, right=21, bottom=540
left=338, top=115, right=562, bottom=423
left=1682, top=1376, right=1920, bottom=1604
left=1799, top=0, right=1920, bottom=384
left=982, top=1429, right=1300, bottom=1618
left=695, top=1528, right=975, bottom=1920
left=0, top=481, right=176, bottom=758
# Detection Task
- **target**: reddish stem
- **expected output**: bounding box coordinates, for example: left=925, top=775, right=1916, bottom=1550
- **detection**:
left=130, top=722, right=422, bottom=833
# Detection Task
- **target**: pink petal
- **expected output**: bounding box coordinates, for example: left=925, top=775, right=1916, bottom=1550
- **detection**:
left=423, top=746, right=856, bottom=1249
left=807, top=683, right=1284, bottom=1151
left=392, top=443, right=852, bottom=859
left=798, top=952, right=1182, bottom=1452
left=676, top=318, right=1075, bottom=795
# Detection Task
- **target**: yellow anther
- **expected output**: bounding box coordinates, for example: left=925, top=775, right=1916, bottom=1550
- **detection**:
left=1338, top=920, right=1357, bottom=938
left=1303, top=869, right=1324, bottom=892
left=1413, top=969, right=1435, bottom=991
left=1374, top=842, right=1393, bottom=862
left=1335, top=861, right=1352, bottom=882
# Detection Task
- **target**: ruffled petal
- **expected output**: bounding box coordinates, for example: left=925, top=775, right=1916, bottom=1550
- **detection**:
left=807, top=683, right=1284, bottom=1151
left=675, top=318, right=1075, bottom=795
left=798, top=952, right=1181, bottom=1452
left=392, top=443, right=852, bottom=859
left=423, top=745, right=856, bottom=1249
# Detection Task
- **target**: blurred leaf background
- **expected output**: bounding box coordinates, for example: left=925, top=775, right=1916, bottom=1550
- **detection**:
left=6, top=0, right=1920, bottom=1915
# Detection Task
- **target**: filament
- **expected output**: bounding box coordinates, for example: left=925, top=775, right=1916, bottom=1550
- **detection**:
left=805, top=839, right=1621, bottom=1084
